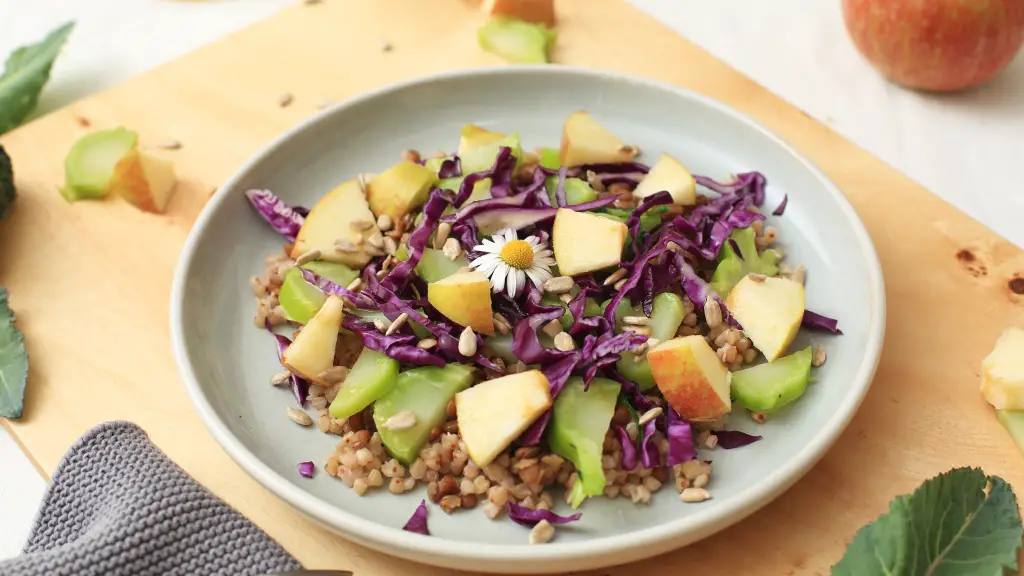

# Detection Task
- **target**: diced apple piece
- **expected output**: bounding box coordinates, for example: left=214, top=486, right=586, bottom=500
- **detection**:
left=61, top=127, right=139, bottom=201
left=427, top=270, right=494, bottom=335
left=726, top=275, right=805, bottom=362
left=478, top=19, right=555, bottom=65
left=461, top=133, right=523, bottom=175
left=456, top=370, right=552, bottom=467
left=552, top=208, right=627, bottom=276
left=458, top=124, right=506, bottom=157
left=281, top=295, right=344, bottom=385
left=648, top=336, right=731, bottom=421
left=366, top=160, right=436, bottom=222
left=559, top=111, right=636, bottom=167
left=482, top=0, right=556, bottom=26
left=291, top=179, right=380, bottom=268
left=632, top=153, right=696, bottom=206
left=109, top=147, right=178, bottom=213
left=980, top=327, right=1024, bottom=409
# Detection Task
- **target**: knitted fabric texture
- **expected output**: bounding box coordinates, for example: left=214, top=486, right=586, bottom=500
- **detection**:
left=0, top=421, right=301, bottom=576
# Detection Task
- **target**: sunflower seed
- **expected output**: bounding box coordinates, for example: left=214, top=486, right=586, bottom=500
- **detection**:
left=314, top=99, right=335, bottom=110
left=317, top=366, right=349, bottom=384
left=542, top=320, right=563, bottom=338
left=619, top=144, right=640, bottom=157
left=383, top=410, right=416, bottom=430
left=159, top=139, right=182, bottom=150
left=637, top=407, right=663, bottom=426
left=812, top=346, right=827, bottom=367
left=558, top=293, right=573, bottom=304
left=613, top=279, right=627, bottom=291
left=334, top=239, right=358, bottom=253
left=553, top=332, right=575, bottom=352
left=631, top=342, right=648, bottom=356
left=366, top=232, right=385, bottom=249
left=417, top=338, right=437, bottom=349
left=442, top=237, right=462, bottom=261
left=703, top=299, right=723, bottom=329
left=386, top=312, right=409, bottom=336
left=542, top=276, right=574, bottom=294
left=748, top=273, right=766, bottom=283
left=492, top=313, right=511, bottom=335
left=680, top=487, right=711, bottom=503
left=294, top=249, right=321, bottom=266
left=373, top=319, right=389, bottom=332
left=350, top=219, right=375, bottom=232
left=434, top=223, right=452, bottom=250
left=286, top=407, right=312, bottom=426
left=277, top=93, right=294, bottom=107
left=270, top=370, right=292, bottom=386
left=383, top=236, right=398, bottom=256
left=529, top=520, right=554, bottom=545
left=380, top=40, right=393, bottom=52
left=459, top=327, right=478, bottom=356
left=603, top=268, right=627, bottom=286
left=645, top=338, right=660, bottom=350
left=346, top=278, right=363, bottom=292
left=376, top=214, right=393, bottom=231
left=622, top=315, right=652, bottom=326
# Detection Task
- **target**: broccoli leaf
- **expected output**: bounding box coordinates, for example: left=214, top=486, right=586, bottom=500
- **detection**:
left=0, top=22, right=75, bottom=135
left=833, top=467, right=1022, bottom=576
left=0, top=287, right=29, bottom=419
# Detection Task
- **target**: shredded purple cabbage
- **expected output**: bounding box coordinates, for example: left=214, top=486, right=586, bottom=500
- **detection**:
left=245, top=189, right=306, bottom=243
left=639, top=418, right=660, bottom=469
left=438, top=157, right=461, bottom=179
left=715, top=430, right=763, bottom=449
left=507, top=502, right=582, bottom=527
left=402, top=499, right=430, bottom=535
left=614, top=424, right=638, bottom=471
left=662, top=407, right=696, bottom=466
left=265, top=320, right=308, bottom=406
left=554, top=166, right=569, bottom=207
left=802, top=310, right=842, bottom=334
left=342, top=314, right=446, bottom=367
left=299, top=268, right=375, bottom=309
left=772, top=194, right=788, bottom=216
left=297, top=461, right=315, bottom=478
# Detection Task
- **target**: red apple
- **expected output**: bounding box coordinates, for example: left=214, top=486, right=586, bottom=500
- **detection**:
left=842, top=0, right=1024, bottom=91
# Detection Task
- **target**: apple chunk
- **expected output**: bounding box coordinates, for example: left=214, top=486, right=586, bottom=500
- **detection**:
left=281, top=295, right=344, bottom=385
left=458, top=124, right=506, bottom=157
left=482, top=0, right=556, bottom=26
left=291, top=179, right=380, bottom=267
left=366, top=160, right=436, bottom=222
left=109, top=147, right=178, bottom=214
left=427, top=270, right=494, bottom=335
left=648, top=336, right=731, bottom=421
left=456, top=370, right=552, bottom=467
left=552, top=208, right=627, bottom=276
left=559, top=111, right=637, bottom=167
left=726, top=275, right=805, bottom=362
left=632, top=153, right=696, bottom=206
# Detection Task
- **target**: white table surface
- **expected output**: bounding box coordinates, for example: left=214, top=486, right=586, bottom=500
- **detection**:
left=1, top=0, right=1022, bottom=561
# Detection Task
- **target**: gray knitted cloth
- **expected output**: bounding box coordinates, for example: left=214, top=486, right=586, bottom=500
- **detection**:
left=0, top=421, right=301, bottom=576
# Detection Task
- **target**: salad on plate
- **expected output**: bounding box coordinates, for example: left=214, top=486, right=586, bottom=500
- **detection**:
left=245, top=111, right=840, bottom=543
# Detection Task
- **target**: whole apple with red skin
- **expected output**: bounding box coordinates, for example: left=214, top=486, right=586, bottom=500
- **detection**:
left=842, top=0, right=1024, bottom=91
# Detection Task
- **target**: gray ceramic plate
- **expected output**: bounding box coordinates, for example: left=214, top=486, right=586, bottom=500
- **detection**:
left=171, top=66, right=885, bottom=573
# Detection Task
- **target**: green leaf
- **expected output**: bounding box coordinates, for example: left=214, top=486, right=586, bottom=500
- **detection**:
left=833, top=467, right=1023, bottom=576
left=0, top=22, right=75, bottom=135
left=0, top=287, right=29, bottom=419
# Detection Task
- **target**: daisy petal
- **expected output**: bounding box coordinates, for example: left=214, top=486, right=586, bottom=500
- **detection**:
left=470, top=254, right=497, bottom=269
left=515, top=270, right=527, bottom=295
left=477, top=257, right=502, bottom=276
left=491, top=263, right=508, bottom=294
left=507, top=268, right=522, bottom=297
left=503, top=228, right=517, bottom=243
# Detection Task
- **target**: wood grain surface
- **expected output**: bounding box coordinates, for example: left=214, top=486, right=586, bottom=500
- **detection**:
left=2, top=0, right=1023, bottom=573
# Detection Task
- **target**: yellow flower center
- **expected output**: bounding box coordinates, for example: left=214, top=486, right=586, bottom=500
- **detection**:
left=499, top=239, right=535, bottom=270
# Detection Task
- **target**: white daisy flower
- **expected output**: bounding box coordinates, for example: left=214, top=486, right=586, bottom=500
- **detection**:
left=469, top=228, right=555, bottom=298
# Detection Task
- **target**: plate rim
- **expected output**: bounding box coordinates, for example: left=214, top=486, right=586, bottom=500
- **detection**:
left=169, top=64, right=886, bottom=571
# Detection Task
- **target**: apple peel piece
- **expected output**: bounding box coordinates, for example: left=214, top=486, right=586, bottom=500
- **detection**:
left=109, top=147, right=178, bottom=214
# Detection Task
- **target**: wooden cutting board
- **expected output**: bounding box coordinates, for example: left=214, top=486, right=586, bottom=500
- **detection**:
left=2, top=0, right=1023, bottom=573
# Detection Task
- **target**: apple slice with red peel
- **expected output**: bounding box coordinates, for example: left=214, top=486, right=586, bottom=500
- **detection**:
left=109, top=147, right=177, bottom=214
left=648, top=335, right=732, bottom=421
left=61, top=128, right=139, bottom=201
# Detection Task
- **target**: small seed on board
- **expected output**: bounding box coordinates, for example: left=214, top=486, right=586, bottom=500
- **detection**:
left=287, top=407, right=312, bottom=426
left=459, top=327, right=478, bottom=356
left=380, top=40, right=393, bottom=52
left=159, top=139, right=182, bottom=150
left=294, top=249, right=321, bottom=266
left=417, top=338, right=438, bottom=349
left=603, top=268, right=627, bottom=286
left=383, top=410, right=417, bottom=430
left=386, top=312, right=410, bottom=336
left=270, top=370, right=292, bottom=387
left=554, top=332, right=575, bottom=352
left=277, top=93, right=294, bottom=107
left=637, top=406, right=663, bottom=426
